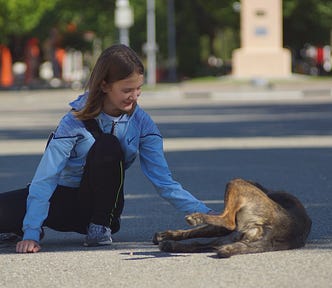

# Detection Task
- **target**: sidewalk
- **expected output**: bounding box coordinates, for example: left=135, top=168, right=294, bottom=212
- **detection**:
left=139, top=75, right=332, bottom=106
left=179, top=75, right=332, bottom=94
left=1, top=74, right=332, bottom=101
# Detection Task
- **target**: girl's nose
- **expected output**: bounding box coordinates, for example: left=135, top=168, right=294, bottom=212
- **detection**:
left=131, top=90, right=140, bottom=100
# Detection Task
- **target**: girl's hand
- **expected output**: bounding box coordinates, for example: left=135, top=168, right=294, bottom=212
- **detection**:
left=16, top=240, right=41, bottom=253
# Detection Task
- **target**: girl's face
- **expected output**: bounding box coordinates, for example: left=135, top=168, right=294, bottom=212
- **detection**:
left=102, top=72, right=144, bottom=116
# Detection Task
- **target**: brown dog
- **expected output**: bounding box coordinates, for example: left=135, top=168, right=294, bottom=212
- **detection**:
left=153, top=178, right=312, bottom=258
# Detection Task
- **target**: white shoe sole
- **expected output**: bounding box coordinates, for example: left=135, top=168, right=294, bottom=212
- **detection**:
left=83, top=239, right=112, bottom=247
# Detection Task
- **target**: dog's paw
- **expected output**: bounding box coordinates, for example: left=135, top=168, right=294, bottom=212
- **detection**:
left=153, top=231, right=171, bottom=244
left=159, top=240, right=176, bottom=252
left=216, top=245, right=232, bottom=258
left=153, top=232, right=163, bottom=244
left=185, top=213, right=205, bottom=226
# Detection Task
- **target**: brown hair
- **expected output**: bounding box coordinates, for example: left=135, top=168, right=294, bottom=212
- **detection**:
left=74, top=44, right=144, bottom=120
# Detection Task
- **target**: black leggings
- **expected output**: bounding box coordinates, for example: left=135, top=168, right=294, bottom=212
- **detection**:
left=0, top=134, right=124, bottom=236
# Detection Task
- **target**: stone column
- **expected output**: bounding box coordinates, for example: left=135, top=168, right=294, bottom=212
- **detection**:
left=232, top=0, right=291, bottom=78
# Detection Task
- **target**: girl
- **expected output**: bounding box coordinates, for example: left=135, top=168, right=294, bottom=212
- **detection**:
left=0, top=44, right=213, bottom=253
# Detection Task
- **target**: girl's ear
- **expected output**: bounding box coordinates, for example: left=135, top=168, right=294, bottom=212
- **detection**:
left=101, top=81, right=111, bottom=93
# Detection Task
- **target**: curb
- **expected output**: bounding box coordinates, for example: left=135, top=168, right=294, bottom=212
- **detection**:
left=143, top=87, right=332, bottom=102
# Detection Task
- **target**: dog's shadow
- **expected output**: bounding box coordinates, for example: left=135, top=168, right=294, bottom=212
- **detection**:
left=120, top=250, right=189, bottom=260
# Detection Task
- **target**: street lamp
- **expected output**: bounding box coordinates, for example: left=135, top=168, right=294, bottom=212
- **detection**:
left=167, top=0, right=176, bottom=82
left=115, top=0, right=134, bottom=46
left=145, top=0, right=157, bottom=86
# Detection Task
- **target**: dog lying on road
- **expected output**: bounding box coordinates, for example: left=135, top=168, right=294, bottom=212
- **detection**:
left=153, top=178, right=312, bottom=258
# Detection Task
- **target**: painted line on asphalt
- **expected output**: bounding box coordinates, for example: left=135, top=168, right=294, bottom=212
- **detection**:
left=163, top=136, right=332, bottom=151
left=0, top=140, right=46, bottom=155
left=0, top=135, right=331, bottom=156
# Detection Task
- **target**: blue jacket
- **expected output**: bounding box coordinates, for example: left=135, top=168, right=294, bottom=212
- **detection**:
left=23, top=93, right=211, bottom=242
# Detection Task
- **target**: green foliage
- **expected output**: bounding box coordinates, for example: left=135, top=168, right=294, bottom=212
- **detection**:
left=175, top=1, right=201, bottom=77
left=0, top=0, right=57, bottom=43
left=174, top=0, right=239, bottom=78
left=283, top=0, right=332, bottom=49
left=32, top=0, right=117, bottom=49
left=1, top=0, right=332, bottom=78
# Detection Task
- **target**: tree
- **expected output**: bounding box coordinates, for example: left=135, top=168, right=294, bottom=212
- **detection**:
left=283, top=0, right=332, bottom=49
left=0, top=0, right=57, bottom=44
left=1, top=0, right=332, bottom=79
left=31, top=0, right=117, bottom=49
left=174, top=0, right=239, bottom=78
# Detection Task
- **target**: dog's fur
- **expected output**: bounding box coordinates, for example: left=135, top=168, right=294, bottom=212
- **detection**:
left=153, top=178, right=312, bottom=258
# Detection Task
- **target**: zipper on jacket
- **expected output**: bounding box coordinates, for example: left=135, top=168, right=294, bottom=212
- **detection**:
left=111, top=121, right=117, bottom=135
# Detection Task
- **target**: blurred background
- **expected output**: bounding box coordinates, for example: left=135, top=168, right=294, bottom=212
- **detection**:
left=0, top=0, right=331, bottom=90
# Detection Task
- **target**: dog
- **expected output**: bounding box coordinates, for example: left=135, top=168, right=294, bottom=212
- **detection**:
left=153, top=178, right=312, bottom=258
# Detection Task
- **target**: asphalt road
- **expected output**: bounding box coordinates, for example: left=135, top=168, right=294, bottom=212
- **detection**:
left=0, top=87, right=331, bottom=288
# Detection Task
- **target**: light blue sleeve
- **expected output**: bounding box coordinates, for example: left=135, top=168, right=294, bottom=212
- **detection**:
left=23, top=134, right=77, bottom=242
left=139, top=134, right=211, bottom=215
